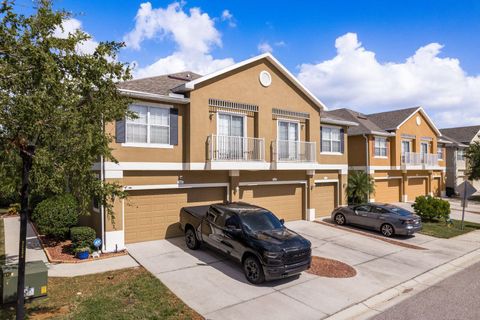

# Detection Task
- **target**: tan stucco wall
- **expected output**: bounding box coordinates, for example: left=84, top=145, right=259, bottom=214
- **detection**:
left=348, top=135, right=367, bottom=167
left=188, top=59, right=322, bottom=163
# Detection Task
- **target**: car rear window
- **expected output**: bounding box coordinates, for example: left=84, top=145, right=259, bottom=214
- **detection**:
left=388, top=207, right=412, bottom=216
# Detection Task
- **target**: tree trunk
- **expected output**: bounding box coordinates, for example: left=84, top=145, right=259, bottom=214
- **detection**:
left=16, top=145, right=35, bottom=320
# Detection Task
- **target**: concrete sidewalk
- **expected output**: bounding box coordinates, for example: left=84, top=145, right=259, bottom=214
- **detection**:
left=128, top=220, right=480, bottom=320
left=3, top=217, right=138, bottom=277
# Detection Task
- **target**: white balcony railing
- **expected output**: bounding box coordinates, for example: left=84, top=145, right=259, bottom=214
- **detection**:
left=273, top=140, right=316, bottom=162
left=208, top=135, right=265, bottom=161
left=401, top=152, right=438, bottom=167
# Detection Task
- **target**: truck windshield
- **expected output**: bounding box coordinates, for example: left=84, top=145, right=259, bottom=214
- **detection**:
left=240, top=210, right=284, bottom=233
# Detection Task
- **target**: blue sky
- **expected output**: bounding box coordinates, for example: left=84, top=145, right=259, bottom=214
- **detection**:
left=16, top=0, right=480, bottom=127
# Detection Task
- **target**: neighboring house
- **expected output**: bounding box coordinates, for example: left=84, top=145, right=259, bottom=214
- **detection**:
left=327, top=107, right=448, bottom=203
left=90, top=53, right=357, bottom=252
left=439, top=125, right=480, bottom=193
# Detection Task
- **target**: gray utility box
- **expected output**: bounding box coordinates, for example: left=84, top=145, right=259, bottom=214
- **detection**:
left=1, top=260, right=48, bottom=304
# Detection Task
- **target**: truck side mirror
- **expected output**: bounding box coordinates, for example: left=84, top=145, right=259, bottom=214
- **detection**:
left=280, top=218, right=285, bottom=225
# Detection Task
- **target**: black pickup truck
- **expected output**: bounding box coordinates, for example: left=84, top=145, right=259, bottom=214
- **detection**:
left=179, top=202, right=311, bottom=284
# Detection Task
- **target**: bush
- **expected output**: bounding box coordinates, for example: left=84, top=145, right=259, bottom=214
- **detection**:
left=412, top=196, right=450, bottom=222
left=70, top=226, right=96, bottom=249
left=6, top=203, right=20, bottom=215
left=32, top=194, right=79, bottom=240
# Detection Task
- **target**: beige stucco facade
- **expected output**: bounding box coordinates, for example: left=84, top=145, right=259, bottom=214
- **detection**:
left=93, top=55, right=351, bottom=251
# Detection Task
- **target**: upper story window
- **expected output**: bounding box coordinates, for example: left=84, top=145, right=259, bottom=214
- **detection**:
left=374, top=137, right=387, bottom=157
left=420, top=142, right=429, bottom=155
left=401, top=140, right=411, bottom=153
left=126, top=105, right=170, bottom=144
left=437, top=144, right=444, bottom=160
left=278, top=120, right=299, bottom=142
left=457, top=149, right=465, bottom=161
left=321, top=126, right=343, bottom=153
left=217, top=113, right=245, bottom=137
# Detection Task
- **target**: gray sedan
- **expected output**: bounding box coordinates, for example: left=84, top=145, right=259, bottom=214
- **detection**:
left=331, top=203, right=422, bottom=237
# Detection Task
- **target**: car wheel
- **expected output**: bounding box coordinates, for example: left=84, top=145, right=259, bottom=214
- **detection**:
left=185, top=227, right=200, bottom=250
left=381, top=224, right=394, bottom=237
left=243, top=256, right=265, bottom=284
left=334, top=213, right=346, bottom=225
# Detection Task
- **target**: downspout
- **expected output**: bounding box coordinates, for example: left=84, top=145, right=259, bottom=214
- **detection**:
left=363, top=134, right=370, bottom=202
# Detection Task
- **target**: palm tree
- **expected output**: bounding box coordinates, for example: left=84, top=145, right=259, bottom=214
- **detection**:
left=347, top=171, right=375, bottom=204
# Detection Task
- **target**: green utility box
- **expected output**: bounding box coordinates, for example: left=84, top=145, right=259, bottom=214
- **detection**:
left=1, top=260, right=48, bottom=304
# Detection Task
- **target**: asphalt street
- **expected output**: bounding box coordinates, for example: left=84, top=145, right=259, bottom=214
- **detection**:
left=371, top=261, right=480, bottom=320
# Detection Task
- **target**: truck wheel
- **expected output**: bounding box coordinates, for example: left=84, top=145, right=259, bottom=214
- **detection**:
left=243, top=256, right=265, bottom=284
left=185, top=227, right=200, bottom=250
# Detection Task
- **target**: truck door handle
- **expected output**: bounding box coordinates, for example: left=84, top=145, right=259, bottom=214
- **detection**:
left=221, top=240, right=233, bottom=248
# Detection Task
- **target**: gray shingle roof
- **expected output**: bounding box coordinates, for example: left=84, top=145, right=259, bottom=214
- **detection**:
left=326, top=108, right=389, bottom=136
left=321, top=111, right=359, bottom=126
left=440, top=126, right=480, bottom=144
left=117, top=71, right=202, bottom=95
left=366, top=107, right=420, bottom=130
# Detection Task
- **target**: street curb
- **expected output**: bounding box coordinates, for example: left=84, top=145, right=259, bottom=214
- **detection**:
left=323, top=248, right=480, bottom=320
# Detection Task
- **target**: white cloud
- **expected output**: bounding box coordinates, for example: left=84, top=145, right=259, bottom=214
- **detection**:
left=298, top=33, right=480, bottom=127
left=53, top=18, right=98, bottom=55
left=274, top=40, right=286, bottom=47
left=257, top=41, right=273, bottom=53
left=124, top=2, right=234, bottom=78
left=221, top=9, right=236, bottom=27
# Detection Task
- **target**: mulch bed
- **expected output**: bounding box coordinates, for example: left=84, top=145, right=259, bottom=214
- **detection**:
left=315, top=220, right=427, bottom=250
left=307, top=256, right=357, bottom=278
left=38, top=235, right=127, bottom=264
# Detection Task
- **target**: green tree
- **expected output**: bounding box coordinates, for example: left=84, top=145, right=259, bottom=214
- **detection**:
left=347, top=170, right=375, bottom=204
left=0, top=1, right=132, bottom=317
left=465, top=141, right=480, bottom=181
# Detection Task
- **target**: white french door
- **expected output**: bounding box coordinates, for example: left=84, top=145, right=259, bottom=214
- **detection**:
left=217, top=113, right=245, bottom=160
left=278, top=120, right=299, bottom=160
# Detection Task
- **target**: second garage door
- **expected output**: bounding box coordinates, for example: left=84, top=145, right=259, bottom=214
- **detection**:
left=239, top=184, right=304, bottom=221
left=375, top=179, right=401, bottom=203
left=407, top=178, right=427, bottom=201
left=125, top=187, right=226, bottom=244
left=312, top=183, right=337, bottom=218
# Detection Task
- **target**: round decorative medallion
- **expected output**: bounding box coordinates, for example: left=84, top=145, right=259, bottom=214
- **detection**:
left=416, top=116, right=422, bottom=126
left=259, top=70, right=272, bottom=87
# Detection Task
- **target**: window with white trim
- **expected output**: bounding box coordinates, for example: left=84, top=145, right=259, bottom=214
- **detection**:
left=374, top=137, right=387, bottom=157
left=321, top=127, right=342, bottom=153
left=457, top=149, right=465, bottom=161
left=437, top=144, right=444, bottom=160
left=126, top=105, right=170, bottom=144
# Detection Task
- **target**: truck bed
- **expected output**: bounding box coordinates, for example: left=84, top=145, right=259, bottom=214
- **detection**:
left=181, top=205, right=210, bottom=219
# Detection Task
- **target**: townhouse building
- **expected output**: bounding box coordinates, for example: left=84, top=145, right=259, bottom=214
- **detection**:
left=327, top=107, right=448, bottom=203
left=440, top=125, right=480, bottom=193
left=90, top=53, right=357, bottom=252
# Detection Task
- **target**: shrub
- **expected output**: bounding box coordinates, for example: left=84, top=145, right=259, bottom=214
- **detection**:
left=70, top=226, right=96, bottom=249
left=32, top=194, right=79, bottom=240
left=6, top=203, right=20, bottom=215
left=412, top=196, right=450, bottom=222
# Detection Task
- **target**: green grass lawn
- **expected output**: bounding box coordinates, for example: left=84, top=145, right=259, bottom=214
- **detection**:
left=420, top=219, right=480, bottom=239
left=0, top=267, right=202, bottom=320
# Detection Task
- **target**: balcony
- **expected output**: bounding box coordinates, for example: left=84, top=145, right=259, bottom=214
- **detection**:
left=207, top=135, right=265, bottom=169
left=401, top=152, right=439, bottom=169
left=272, top=140, right=316, bottom=163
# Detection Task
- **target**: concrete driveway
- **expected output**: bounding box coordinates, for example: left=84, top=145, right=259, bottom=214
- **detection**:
left=127, top=221, right=480, bottom=320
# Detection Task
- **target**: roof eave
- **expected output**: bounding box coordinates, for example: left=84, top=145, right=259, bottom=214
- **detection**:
left=118, top=89, right=190, bottom=104
left=321, top=118, right=359, bottom=127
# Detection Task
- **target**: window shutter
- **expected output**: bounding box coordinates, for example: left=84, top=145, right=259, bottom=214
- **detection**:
left=115, top=119, right=126, bottom=143
left=170, top=108, right=179, bottom=145
left=340, top=128, right=345, bottom=153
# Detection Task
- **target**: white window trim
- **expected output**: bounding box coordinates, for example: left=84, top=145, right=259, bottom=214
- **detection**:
left=374, top=136, right=388, bottom=158
left=277, top=118, right=300, bottom=142
left=437, top=145, right=444, bottom=161
left=320, top=125, right=343, bottom=154
left=216, top=110, right=247, bottom=138
left=401, top=139, right=412, bottom=153
left=420, top=142, right=429, bottom=154
left=124, top=104, right=171, bottom=147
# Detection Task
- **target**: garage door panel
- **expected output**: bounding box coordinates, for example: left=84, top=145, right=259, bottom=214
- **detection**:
left=125, top=187, right=226, bottom=244
left=239, top=184, right=303, bottom=221
left=312, top=183, right=337, bottom=218
left=375, top=179, right=401, bottom=203
left=432, top=178, right=441, bottom=197
left=407, top=178, right=427, bottom=200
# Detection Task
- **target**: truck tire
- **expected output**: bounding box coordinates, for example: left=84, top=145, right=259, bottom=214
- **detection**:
left=185, top=227, right=200, bottom=250
left=243, top=255, right=265, bottom=284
